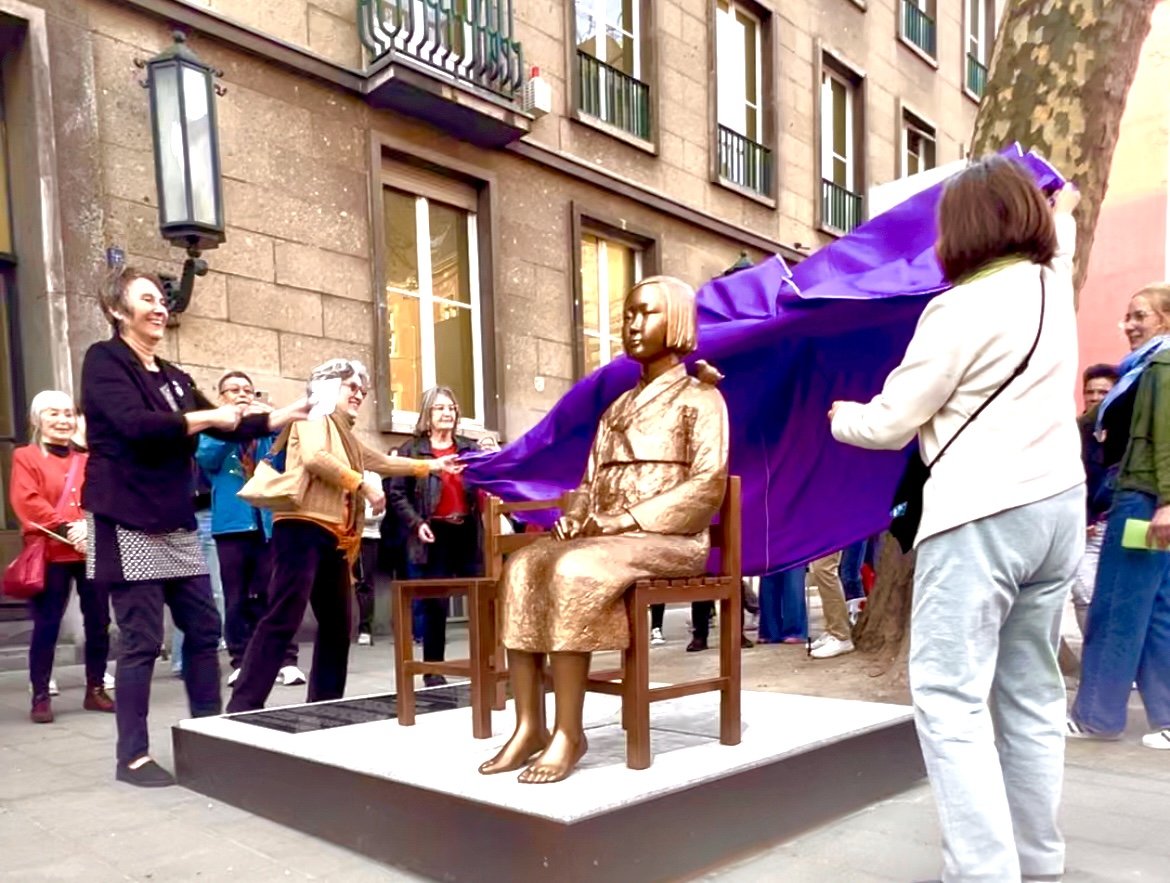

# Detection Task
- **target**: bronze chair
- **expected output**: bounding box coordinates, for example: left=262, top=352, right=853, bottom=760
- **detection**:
left=391, top=494, right=568, bottom=739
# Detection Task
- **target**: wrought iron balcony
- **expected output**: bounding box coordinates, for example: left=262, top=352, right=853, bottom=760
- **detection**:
left=717, top=125, right=773, bottom=197
left=577, top=50, right=651, bottom=141
left=967, top=53, right=988, bottom=98
left=822, top=179, right=863, bottom=234
left=357, top=0, right=529, bottom=147
left=900, top=1, right=936, bottom=57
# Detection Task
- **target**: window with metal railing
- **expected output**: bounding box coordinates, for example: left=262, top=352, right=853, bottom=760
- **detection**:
left=717, top=126, right=772, bottom=197
left=966, top=54, right=988, bottom=97
left=821, top=179, right=863, bottom=234
left=576, top=50, right=651, bottom=140
left=357, top=0, right=525, bottom=99
left=901, top=0, right=936, bottom=57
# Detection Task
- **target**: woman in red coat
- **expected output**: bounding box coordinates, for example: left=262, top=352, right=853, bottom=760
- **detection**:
left=10, top=390, right=113, bottom=723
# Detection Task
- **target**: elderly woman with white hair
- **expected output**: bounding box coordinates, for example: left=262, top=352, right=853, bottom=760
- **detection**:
left=10, top=390, right=113, bottom=724
left=227, top=358, right=458, bottom=713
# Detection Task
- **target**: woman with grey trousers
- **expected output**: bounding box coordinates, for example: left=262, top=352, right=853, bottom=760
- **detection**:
left=831, top=159, right=1084, bottom=883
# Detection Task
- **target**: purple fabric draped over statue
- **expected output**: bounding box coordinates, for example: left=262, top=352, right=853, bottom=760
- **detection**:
left=463, top=147, right=1065, bottom=575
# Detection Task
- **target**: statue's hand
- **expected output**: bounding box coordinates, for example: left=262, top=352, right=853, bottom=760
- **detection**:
left=552, top=516, right=581, bottom=541
left=580, top=512, right=636, bottom=537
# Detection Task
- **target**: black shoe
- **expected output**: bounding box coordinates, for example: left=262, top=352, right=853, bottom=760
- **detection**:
left=423, top=674, right=448, bottom=688
left=686, top=637, right=708, bottom=653
left=740, top=635, right=754, bottom=649
left=116, top=758, right=175, bottom=788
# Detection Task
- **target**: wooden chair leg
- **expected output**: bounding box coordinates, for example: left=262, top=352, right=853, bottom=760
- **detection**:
left=626, top=589, right=651, bottom=770
left=393, top=584, right=416, bottom=727
left=468, top=585, right=492, bottom=739
left=719, top=590, right=742, bottom=746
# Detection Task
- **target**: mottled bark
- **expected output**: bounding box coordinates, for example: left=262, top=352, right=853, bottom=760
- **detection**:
left=970, top=0, right=1161, bottom=297
left=852, top=536, right=914, bottom=687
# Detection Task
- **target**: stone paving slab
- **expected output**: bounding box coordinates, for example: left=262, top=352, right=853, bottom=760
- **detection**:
left=1, top=608, right=1168, bottom=882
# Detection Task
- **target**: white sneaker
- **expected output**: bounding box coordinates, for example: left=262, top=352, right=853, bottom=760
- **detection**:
left=810, top=632, right=831, bottom=651
left=809, top=636, right=855, bottom=659
left=1141, top=728, right=1170, bottom=750
left=357, top=632, right=372, bottom=647
left=227, top=668, right=241, bottom=686
left=48, top=678, right=59, bottom=696
left=279, top=665, right=306, bottom=686
left=1065, top=717, right=1121, bottom=741
left=103, top=673, right=115, bottom=691
left=650, top=627, right=665, bottom=646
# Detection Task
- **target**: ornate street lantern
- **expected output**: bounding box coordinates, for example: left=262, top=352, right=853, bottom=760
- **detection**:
left=136, top=31, right=226, bottom=316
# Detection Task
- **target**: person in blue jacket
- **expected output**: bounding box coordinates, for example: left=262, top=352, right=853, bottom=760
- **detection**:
left=196, top=371, right=304, bottom=688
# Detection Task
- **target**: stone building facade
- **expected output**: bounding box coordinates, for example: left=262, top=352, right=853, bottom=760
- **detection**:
left=0, top=0, right=997, bottom=607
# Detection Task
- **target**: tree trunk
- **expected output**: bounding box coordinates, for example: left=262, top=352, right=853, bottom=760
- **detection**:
left=856, top=0, right=1160, bottom=678
left=970, top=0, right=1161, bottom=297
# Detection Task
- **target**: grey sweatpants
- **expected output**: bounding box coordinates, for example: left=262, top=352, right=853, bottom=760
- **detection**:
left=912, top=485, right=1084, bottom=883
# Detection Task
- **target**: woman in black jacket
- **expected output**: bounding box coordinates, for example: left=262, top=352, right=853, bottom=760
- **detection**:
left=82, top=268, right=307, bottom=787
left=387, top=386, right=493, bottom=683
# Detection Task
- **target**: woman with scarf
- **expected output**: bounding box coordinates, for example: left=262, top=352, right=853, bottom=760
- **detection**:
left=227, top=359, right=458, bottom=713
left=1069, top=282, right=1170, bottom=750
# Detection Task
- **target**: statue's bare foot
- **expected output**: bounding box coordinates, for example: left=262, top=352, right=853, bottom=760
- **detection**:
left=478, top=727, right=550, bottom=775
left=517, top=730, right=588, bottom=784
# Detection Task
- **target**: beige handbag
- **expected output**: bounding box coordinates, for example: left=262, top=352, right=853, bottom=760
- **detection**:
left=237, top=426, right=307, bottom=512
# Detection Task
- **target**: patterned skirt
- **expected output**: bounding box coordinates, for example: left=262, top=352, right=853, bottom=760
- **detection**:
left=86, top=513, right=208, bottom=584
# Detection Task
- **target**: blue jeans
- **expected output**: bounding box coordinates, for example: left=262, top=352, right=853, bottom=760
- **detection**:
left=840, top=539, right=869, bottom=602
left=1073, top=489, right=1170, bottom=734
left=758, top=567, right=807, bottom=641
left=173, top=510, right=225, bottom=674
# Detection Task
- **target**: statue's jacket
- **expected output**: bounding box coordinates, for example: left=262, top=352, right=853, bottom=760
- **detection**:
left=500, top=362, right=729, bottom=652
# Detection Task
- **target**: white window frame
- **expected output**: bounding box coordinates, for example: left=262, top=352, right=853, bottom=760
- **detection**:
left=386, top=191, right=485, bottom=429
left=716, top=0, right=762, bottom=143
left=966, top=0, right=989, bottom=67
left=901, top=115, right=936, bottom=179
left=576, top=0, right=641, bottom=78
left=820, top=68, right=855, bottom=193
left=582, top=233, right=644, bottom=371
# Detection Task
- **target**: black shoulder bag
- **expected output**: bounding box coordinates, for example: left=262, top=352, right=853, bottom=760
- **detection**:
left=888, top=272, right=1046, bottom=553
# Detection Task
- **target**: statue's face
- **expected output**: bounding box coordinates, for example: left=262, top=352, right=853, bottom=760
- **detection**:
left=622, top=282, right=670, bottom=363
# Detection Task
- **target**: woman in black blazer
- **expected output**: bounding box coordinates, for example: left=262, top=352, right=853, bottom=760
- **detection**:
left=82, top=267, right=307, bottom=787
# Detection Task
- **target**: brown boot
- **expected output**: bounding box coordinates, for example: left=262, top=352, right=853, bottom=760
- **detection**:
left=30, top=695, right=54, bottom=724
left=84, top=683, right=115, bottom=713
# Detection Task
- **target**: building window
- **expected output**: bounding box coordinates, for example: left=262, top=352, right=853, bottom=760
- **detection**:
left=382, top=168, right=484, bottom=426
left=0, top=80, right=23, bottom=534
left=901, top=111, right=936, bottom=178
left=819, top=62, right=863, bottom=234
left=580, top=232, right=643, bottom=374
left=899, top=0, right=937, bottom=58
left=715, top=0, right=772, bottom=197
left=965, top=0, right=991, bottom=98
left=574, top=0, right=650, bottom=140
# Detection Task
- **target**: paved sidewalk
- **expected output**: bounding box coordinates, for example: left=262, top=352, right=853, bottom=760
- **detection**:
left=2, top=609, right=1168, bottom=882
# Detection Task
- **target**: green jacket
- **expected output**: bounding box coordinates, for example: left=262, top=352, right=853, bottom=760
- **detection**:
left=1118, top=351, right=1170, bottom=502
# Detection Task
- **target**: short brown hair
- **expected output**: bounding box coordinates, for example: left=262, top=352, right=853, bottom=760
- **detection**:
left=626, top=275, right=698, bottom=356
left=935, top=156, right=1058, bottom=284
left=99, top=266, right=165, bottom=329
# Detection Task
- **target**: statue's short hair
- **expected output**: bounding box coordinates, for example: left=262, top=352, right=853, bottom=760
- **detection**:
left=627, top=275, right=698, bottom=356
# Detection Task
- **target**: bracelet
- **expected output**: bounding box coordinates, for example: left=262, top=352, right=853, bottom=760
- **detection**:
left=412, top=460, right=431, bottom=478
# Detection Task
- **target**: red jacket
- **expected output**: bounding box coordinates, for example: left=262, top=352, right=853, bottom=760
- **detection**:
left=10, top=445, right=87, bottom=563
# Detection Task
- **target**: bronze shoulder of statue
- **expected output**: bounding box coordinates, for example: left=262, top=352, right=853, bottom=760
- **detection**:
left=480, top=275, right=729, bottom=785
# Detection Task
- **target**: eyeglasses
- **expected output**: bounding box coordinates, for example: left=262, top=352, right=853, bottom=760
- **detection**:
left=431, top=404, right=457, bottom=413
left=1124, top=310, right=1163, bottom=324
left=341, top=380, right=368, bottom=396
left=220, top=385, right=254, bottom=397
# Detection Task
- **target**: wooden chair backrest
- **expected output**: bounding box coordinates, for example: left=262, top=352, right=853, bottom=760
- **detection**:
left=480, top=475, right=742, bottom=583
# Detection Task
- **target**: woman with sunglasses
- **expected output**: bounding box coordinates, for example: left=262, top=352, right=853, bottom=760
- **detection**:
left=227, top=360, right=458, bottom=713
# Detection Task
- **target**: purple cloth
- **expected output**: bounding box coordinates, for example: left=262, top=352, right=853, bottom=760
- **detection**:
left=464, top=146, right=1065, bottom=575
